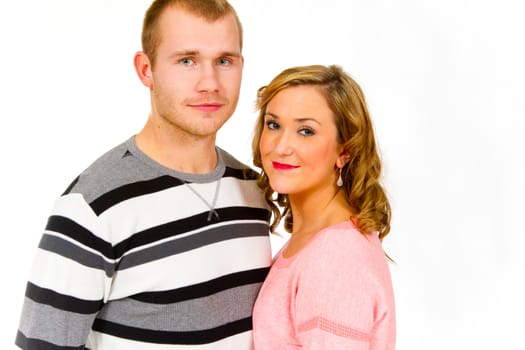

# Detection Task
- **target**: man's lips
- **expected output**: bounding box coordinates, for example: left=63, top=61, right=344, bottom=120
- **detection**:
left=189, top=103, right=223, bottom=112
left=272, top=161, right=300, bottom=170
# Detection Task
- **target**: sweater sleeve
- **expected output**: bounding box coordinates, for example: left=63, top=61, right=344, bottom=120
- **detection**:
left=15, top=193, right=113, bottom=349
left=293, top=227, right=395, bottom=350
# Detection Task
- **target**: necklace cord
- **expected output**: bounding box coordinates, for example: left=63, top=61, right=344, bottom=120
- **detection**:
left=182, top=179, right=221, bottom=221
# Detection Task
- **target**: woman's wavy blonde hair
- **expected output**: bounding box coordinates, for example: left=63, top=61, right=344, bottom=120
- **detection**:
left=252, top=64, right=391, bottom=240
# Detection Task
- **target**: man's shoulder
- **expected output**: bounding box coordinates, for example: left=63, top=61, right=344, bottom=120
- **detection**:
left=63, top=138, right=153, bottom=202
left=218, top=147, right=248, bottom=169
left=218, top=147, right=259, bottom=180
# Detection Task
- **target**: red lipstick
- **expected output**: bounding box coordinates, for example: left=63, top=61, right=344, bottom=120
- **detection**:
left=272, top=161, right=299, bottom=170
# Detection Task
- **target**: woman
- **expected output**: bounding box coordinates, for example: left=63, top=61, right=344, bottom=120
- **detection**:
left=252, top=65, right=395, bottom=349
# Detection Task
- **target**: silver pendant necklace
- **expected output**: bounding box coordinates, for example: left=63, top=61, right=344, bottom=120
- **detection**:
left=182, top=179, right=221, bottom=221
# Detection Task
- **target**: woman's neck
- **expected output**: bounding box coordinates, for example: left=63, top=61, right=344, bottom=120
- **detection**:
left=283, top=190, right=352, bottom=258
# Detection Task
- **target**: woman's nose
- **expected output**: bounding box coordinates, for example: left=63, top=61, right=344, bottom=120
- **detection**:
left=274, top=133, right=293, bottom=156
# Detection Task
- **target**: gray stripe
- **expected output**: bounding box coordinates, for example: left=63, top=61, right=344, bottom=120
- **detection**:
left=70, top=139, right=235, bottom=203
left=40, top=234, right=115, bottom=277
left=118, top=222, right=268, bottom=270
left=18, top=297, right=97, bottom=347
left=96, top=282, right=261, bottom=331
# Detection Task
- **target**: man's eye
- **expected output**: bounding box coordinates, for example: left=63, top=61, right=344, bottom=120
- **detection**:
left=179, top=58, right=194, bottom=65
left=217, top=58, right=232, bottom=66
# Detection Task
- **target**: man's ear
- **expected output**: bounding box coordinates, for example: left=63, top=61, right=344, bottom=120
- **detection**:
left=134, top=51, right=153, bottom=88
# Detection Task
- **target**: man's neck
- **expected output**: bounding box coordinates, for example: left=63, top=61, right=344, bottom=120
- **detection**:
left=135, top=119, right=218, bottom=174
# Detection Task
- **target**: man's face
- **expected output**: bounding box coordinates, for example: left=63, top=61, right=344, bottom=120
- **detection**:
left=149, top=6, right=243, bottom=139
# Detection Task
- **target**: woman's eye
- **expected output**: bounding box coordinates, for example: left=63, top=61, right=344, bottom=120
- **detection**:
left=266, top=121, right=279, bottom=130
left=299, top=127, right=315, bottom=136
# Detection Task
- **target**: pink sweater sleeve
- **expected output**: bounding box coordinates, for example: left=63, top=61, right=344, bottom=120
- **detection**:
left=293, top=225, right=395, bottom=349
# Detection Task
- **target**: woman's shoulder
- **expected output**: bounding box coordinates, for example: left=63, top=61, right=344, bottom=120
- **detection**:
left=303, top=221, right=388, bottom=275
left=318, top=221, right=381, bottom=253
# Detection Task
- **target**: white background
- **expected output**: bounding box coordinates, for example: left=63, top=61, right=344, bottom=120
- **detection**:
left=1, top=1, right=524, bottom=349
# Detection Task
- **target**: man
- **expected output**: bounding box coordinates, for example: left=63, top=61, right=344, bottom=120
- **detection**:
left=15, top=1, right=272, bottom=349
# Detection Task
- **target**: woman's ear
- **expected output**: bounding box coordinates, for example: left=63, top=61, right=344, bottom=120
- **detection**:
left=336, top=150, right=351, bottom=168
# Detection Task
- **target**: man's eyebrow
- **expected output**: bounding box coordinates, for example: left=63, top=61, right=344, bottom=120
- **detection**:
left=220, top=51, right=242, bottom=58
left=168, top=50, right=241, bottom=58
left=168, top=50, right=198, bottom=58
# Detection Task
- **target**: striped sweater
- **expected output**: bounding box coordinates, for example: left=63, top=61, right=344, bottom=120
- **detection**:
left=16, top=137, right=272, bottom=349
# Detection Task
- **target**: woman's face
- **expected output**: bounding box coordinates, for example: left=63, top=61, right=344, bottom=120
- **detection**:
left=259, top=85, right=345, bottom=198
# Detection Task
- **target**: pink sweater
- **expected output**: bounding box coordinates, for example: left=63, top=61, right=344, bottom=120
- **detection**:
left=253, top=221, right=395, bottom=349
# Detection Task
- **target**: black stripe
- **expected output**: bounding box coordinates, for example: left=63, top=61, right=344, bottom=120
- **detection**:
left=45, top=215, right=115, bottom=259
left=62, top=176, right=80, bottom=196
left=25, top=282, right=103, bottom=314
left=114, top=206, right=270, bottom=257
left=90, top=168, right=258, bottom=215
left=224, top=166, right=258, bottom=180
left=15, top=331, right=85, bottom=350
left=90, top=175, right=184, bottom=215
left=92, top=317, right=253, bottom=345
left=131, top=267, right=270, bottom=303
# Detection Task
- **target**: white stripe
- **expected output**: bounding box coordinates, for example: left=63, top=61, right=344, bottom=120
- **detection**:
left=108, top=236, right=271, bottom=300
left=99, top=178, right=268, bottom=244
left=29, top=248, right=108, bottom=300
left=51, top=193, right=110, bottom=241
left=87, top=329, right=254, bottom=350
